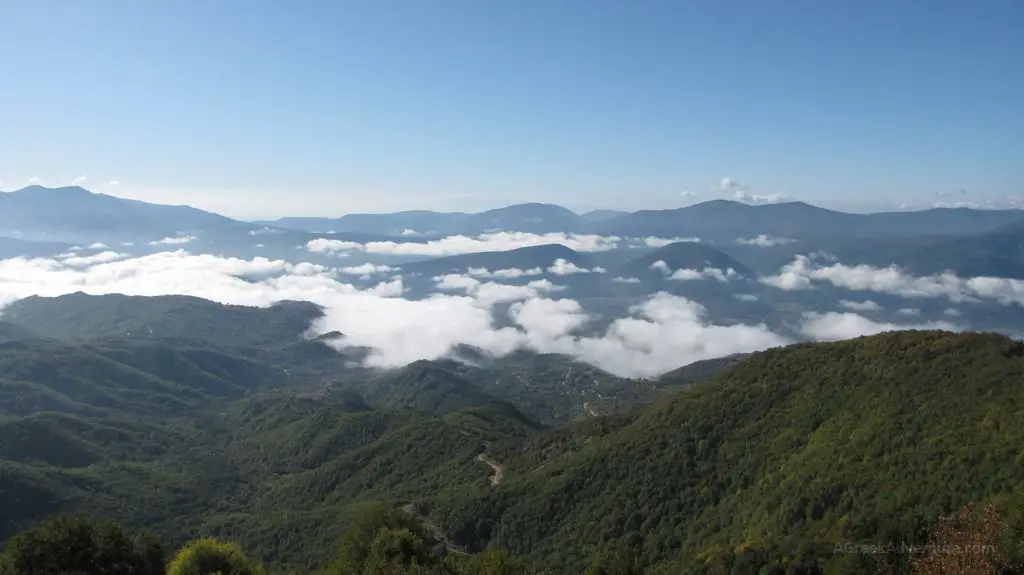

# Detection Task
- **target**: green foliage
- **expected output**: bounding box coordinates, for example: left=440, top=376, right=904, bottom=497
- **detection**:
left=4, top=313, right=1024, bottom=575
left=0, top=515, right=164, bottom=575
left=438, top=331, right=1024, bottom=572
left=167, top=538, right=265, bottom=575
left=331, top=505, right=439, bottom=574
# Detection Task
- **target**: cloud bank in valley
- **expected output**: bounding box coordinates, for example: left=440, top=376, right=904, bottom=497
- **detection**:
left=306, top=232, right=709, bottom=258
left=762, top=255, right=1024, bottom=306
left=0, top=249, right=985, bottom=378
left=0, top=250, right=795, bottom=377
left=307, top=231, right=621, bottom=257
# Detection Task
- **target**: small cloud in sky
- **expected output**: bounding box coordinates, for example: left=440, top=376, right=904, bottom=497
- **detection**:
left=108, top=179, right=121, bottom=186
left=71, top=174, right=88, bottom=186
left=716, top=176, right=748, bottom=193
left=733, top=190, right=790, bottom=204
left=27, top=176, right=40, bottom=185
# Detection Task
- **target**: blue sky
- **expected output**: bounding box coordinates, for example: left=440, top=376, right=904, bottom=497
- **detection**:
left=1, top=0, right=1021, bottom=218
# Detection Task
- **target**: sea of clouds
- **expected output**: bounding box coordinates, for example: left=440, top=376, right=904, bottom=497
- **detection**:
left=4, top=235, right=1023, bottom=377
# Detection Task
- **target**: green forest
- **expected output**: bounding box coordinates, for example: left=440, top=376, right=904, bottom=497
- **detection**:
left=3, top=296, right=1024, bottom=574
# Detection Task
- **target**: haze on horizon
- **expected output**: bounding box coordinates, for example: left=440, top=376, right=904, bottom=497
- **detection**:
left=1, top=1, right=1021, bottom=219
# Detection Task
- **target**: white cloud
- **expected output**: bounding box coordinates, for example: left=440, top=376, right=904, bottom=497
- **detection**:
left=526, top=279, right=567, bottom=292
left=108, top=179, right=121, bottom=186
left=650, top=260, right=671, bottom=274
left=149, top=235, right=197, bottom=246
left=669, top=269, right=703, bottom=281
left=545, top=293, right=789, bottom=378
left=733, top=190, right=790, bottom=204
left=307, top=238, right=361, bottom=254
left=680, top=190, right=697, bottom=198
left=307, top=232, right=619, bottom=257
left=762, top=255, right=1024, bottom=306
left=58, top=251, right=128, bottom=267
left=716, top=176, right=747, bottom=193
left=248, top=227, right=280, bottom=236
left=400, top=229, right=419, bottom=236
left=650, top=259, right=738, bottom=282
left=669, top=267, right=738, bottom=282
left=547, top=258, right=605, bottom=276
left=735, top=234, right=796, bottom=247
left=0, top=252, right=792, bottom=378
left=943, top=308, right=962, bottom=317
left=799, top=312, right=956, bottom=341
left=10, top=251, right=981, bottom=379
left=643, top=236, right=701, bottom=247
left=27, top=176, right=40, bottom=185
left=733, top=293, right=758, bottom=302
left=839, top=299, right=883, bottom=312
left=71, top=174, right=88, bottom=186
left=338, top=263, right=396, bottom=275
left=86, top=242, right=109, bottom=250
left=897, top=307, right=921, bottom=316
left=434, top=274, right=481, bottom=292
left=369, top=278, right=405, bottom=298
left=432, top=273, right=547, bottom=305
left=715, top=177, right=790, bottom=204
left=612, top=276, right=641, bottom=284
left=466, top=266, right=543, bottom=279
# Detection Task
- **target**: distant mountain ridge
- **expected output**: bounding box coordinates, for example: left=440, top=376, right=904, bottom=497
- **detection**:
left=6, top=186, right=1024, bottom=248
left=260, top=202, right=591, bottom=236
left=0, top=185, right=254, bottom=243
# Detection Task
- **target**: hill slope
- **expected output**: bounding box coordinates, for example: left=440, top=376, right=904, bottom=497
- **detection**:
left=436, top=330, right=1024, bottom=572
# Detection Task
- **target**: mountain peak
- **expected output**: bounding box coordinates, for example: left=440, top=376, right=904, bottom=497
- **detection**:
left=11, top=185, right=95, bottom=197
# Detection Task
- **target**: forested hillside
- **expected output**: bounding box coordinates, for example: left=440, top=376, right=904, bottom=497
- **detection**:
left=2, top=318, right=1024, bottom=574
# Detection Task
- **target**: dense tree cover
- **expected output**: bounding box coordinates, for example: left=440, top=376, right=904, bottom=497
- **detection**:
left=4, top=319, right=1024, bottom=573
left=1, top=293, right=683, bottom=426
left=0, top=511, right=535, bottom=575
left=434, top=331, right=1024, bottom=572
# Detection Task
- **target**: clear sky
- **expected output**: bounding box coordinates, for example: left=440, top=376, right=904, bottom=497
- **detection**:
left=1, top=0, right=1021, bottom=219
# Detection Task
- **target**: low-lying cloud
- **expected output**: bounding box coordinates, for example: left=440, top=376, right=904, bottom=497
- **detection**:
left=800, top=312, right=957, bottom=341
left=762, top=255, right=1024, bottom=306
left=547, top=258, right=606, bottom=275
left=150, top=235, right=197, bottom=246
left=0, top=251, right=977, bottom=378
left=467, top=266, right=544, bottom=279
left=307, top=231, right=620, bottom=257
left=0, top=251, right=795, bottom=377
left=650, top=260, right=741, bottom=282
left=735, top=234, right=796, bottom=247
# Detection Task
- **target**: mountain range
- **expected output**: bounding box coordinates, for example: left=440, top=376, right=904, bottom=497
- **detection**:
left=2, top=299, right=1023, bottom=573
left=4, top=185, right=1024, bottom=573
left=6, top=185, right=1024, bottom=248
